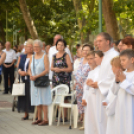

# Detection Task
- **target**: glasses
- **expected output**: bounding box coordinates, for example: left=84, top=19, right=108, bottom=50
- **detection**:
left=33, top=46, right=40, bottom=48
left=82, top=50, right=90, bottom=52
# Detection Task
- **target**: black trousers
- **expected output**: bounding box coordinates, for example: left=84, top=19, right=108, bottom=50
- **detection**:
left=3, top=63, right=14, bottom=93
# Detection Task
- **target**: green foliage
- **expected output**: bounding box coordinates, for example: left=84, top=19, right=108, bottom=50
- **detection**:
left=1, top=0, right=134, bottom=45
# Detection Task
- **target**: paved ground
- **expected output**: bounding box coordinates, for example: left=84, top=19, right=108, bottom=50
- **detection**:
left=0, top=90, right=84, bottom=134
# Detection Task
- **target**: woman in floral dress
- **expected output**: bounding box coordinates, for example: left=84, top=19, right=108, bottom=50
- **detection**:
left=51, top=39, right=73, bottom=121
left=74, top=44, right=93, bottom=121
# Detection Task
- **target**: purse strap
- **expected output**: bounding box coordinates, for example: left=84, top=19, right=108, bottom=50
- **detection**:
left=33, top=55, right=36, bottom=76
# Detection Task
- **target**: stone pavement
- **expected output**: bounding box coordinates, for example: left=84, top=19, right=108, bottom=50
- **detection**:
left=0, top=91, right=84, bottom=134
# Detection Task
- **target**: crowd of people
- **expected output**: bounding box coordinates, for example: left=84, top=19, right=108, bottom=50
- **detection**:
left=0, top=32, right=134, bottom=134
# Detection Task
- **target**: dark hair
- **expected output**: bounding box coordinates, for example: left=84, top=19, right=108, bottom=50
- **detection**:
left=122, top=37, right=134, bottom=49
left=94, top=50, right=104, bottom=57
left=97, top=32, right=113, bottom=45
left=76, top=44, right=80, bottom=47
left=14, top=45, right=18, bottom=49
left=0, top=41, right=4, bottom=47
left=115, top=39, right=122, bottom=46
left=120, top=49, right=134, bottom=59
left=55, top=39, right=67, bottom=48
left=82, top=44, right=94, bottom=51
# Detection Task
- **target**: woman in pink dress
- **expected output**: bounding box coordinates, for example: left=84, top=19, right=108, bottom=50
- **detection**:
left=74, top=44, right=93, bottom=121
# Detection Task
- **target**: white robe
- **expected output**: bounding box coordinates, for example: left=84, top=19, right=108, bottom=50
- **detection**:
left=98, top=48, right=119, bottom=96
left=84, top=66, right=107, bottom=134
left=105, top=81, right=120, bottom=134
left=113, top=71, right=134, bottom=134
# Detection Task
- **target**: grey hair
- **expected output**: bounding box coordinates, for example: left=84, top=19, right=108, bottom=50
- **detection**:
left=97, top=32, right=114, bottom=45
left=33, top=39, right=43, bottom=48
left=26, top=39, right=33, bottom=46
left=55, top=34, right=63, bottom=39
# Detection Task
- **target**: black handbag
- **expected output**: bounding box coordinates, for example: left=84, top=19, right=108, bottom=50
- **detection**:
left=33, top=55, right=50, bottom=87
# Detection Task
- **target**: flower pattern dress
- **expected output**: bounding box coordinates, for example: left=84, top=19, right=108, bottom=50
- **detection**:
left=74, top=58, right=90, bottom=114
left=52, top=52, right=70, bottom=89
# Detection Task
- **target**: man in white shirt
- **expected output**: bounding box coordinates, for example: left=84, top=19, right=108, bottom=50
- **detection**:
left=90, top=32, right=119, bottom=134
left=3, top=41, right=17, bottom=94
left=48, top=34, right=73, bottom=80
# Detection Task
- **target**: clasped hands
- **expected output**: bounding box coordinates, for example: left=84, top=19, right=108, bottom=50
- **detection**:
left=54, top=67, right=62, bottom=73
left=4, top=64, right=12, bottom=68
left=115, top=69, right=126, bottom=83
left=30, top=75, right=37, bottom=81
left=86, top=79, right=98, bottom=88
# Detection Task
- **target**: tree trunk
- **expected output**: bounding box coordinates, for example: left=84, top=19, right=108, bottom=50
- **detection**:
left=19, top=0, right=38, bottom=39
left=0, top=20, right=6, bottom=43
left=73, top=0, right=89, bottom=44
left=102, top=0, right=119, bottom=41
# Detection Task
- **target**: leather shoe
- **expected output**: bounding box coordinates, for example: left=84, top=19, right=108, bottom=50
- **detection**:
left=32, top=120, right=42, bottom=125
left=38, top=120, right=48, bottom=126
left=21, top=116, right=29, bottom=120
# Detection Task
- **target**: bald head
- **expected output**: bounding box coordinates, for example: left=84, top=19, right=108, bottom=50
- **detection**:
left=5, top=41, right=11, bottom=50
left=53, top=34, right=63, bottom=46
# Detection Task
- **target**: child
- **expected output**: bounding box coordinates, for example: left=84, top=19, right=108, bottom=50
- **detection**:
left=102, top=56, right=123, bottom=134
left=80, top=51, right=96, bottom=130
left=105, top=49, right=134, bottom=134
left=83, top=51, right=106, bottom=134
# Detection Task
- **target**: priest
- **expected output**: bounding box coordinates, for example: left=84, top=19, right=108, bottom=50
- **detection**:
left=94, top=32, right=119, bottom=134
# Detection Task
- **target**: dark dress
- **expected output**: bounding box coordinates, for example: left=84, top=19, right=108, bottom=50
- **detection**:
left=17, top=54, right=34, bottom=113
left=52, top=52, right=70, bottom=90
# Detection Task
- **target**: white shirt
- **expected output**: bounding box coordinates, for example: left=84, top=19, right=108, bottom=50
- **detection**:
left=24, top=58, right=30, bottom=80
left=3, top=49, right=17, bottom=63
left=48, top=46, right=73, bottom=80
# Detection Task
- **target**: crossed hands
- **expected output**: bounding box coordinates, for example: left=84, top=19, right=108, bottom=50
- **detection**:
left=82, top=99, right=87, bottom=106
left=86, top=79, right=98, bottom=88
left=30, top=75, right=37, bottom=81
left=54, top=68, right=62, bottom=73
left=4, top=64, right=12, bottom=68
left=115, top=69, right=126, bottom=83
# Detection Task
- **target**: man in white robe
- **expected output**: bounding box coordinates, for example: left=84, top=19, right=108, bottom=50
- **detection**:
left=48, top=34, right=73, bottom=80
left=95, top=32, right=119, bottom=134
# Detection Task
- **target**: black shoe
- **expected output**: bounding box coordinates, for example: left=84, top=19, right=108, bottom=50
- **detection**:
left=21, top=115, right=29, bottom=120
left=3, top=92, right=8, bottom=94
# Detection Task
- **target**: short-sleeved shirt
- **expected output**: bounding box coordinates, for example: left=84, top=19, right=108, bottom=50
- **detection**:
left=3, top=49, right=16, bottom=63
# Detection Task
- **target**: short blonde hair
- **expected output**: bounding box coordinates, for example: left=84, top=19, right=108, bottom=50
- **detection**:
left=111, top=56, right=121, bottom=68
left=26, top=39, right=33, bottom=46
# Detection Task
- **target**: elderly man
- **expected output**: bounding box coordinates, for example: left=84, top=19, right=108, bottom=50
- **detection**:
left=48, top=34, right=73, bottom=80
left=3, top=42, right=16, bottom=94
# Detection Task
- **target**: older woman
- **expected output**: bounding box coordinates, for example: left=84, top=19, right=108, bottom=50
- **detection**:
left=17, top=39, right=34, bottom=120
left=74, top=44, right=93, bottom=121
left=30, top=39, right=51, bottom=126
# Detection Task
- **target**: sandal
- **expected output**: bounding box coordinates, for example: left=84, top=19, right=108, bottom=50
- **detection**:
left=38, top=120, right=49, bottom=126
left=32, top=120, right=42, bottom=125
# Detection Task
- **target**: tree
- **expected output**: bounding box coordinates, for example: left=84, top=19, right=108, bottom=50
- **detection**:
left=102, top=0, right=120, bottom=40
left=19, top=0, right=38, bottom=39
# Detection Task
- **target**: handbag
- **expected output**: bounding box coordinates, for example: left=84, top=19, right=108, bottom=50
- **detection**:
left=12, top=71, right=25, bottom=96
left=33, top=55, right=50, bottom=87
